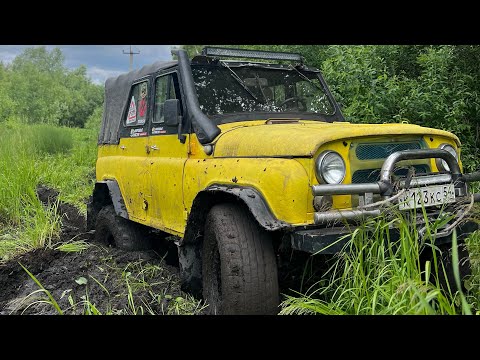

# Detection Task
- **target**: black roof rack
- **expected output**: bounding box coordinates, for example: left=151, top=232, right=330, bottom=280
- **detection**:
left=201, top=47, right=304, bottom=64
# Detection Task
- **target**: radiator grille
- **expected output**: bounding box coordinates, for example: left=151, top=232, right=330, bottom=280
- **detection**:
left=356, top=142, right=422, bottom=160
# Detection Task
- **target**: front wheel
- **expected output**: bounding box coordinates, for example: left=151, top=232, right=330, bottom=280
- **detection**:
left=436, top=241, right=471, bottom=294
left=202, top=203, right=279, bottom=315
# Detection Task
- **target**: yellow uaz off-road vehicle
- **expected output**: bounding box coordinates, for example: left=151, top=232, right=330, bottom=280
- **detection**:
left=88, top=47, right=480, bottom=314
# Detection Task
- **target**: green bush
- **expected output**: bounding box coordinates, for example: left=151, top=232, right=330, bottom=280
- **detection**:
left=84, top=105, right=103, bottom=132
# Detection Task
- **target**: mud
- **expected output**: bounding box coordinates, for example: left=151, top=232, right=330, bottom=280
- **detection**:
left=0, top=186, right=197, bottom=315
left=0, top=186, right=305, bottom=315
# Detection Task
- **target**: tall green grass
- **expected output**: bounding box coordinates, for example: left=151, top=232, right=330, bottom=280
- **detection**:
left=280, top=207, right=478, bottom=315
left=35, top=125, right=97, bottom=212
left=27, top=124, right=73, bottom=155
left=0, top=122, right=96, bottom=260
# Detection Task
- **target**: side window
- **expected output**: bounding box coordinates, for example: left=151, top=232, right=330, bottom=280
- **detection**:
left=125, top=81, right=149, bottom=128
left=154, top=74, right=177, bottom=124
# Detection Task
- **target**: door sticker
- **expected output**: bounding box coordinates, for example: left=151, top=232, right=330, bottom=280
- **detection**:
left=137, top=82, right=148, bottom=124
left=126, top=96, right=137, bottom=124
left=138, top=98, right=147, bottom=118
left=130, top=128, right=147, bottom=137
left=152, top=126, right=166, bottom=135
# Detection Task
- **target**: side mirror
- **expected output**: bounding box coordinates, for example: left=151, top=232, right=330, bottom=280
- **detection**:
left=164, top=99, right=181, bottom=126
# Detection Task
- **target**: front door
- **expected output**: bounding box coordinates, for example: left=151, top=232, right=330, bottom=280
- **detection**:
left=117, top=78, right=151, bottom=222
left=146, top=72, right=189, bottom=235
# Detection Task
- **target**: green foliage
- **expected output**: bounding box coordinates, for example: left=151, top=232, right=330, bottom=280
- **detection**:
left=0, top=46, right=103, bottom=127
left=2, top=45, right=480, bottom=315
left=0, top=85, right=15, bottom=122
left=84, top=105, right=103, bottom=131
left=280, top=210, right=473, bottom=315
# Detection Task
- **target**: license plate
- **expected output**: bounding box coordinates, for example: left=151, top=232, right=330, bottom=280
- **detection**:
left=398, top=184, right=455, bottom=210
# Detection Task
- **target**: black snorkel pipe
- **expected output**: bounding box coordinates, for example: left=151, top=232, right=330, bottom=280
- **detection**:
left=173, top=49, right=221, bottom=144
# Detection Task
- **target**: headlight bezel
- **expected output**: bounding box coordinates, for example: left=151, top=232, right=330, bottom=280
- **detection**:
left=315, top=150, right=346, bottom=184
left=435, top=143, right=458, bottom=172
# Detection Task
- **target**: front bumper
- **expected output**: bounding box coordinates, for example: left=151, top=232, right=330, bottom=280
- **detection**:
left=291, top=220, right=479, bottom=254
left=291, top=149, right=480, bottom=254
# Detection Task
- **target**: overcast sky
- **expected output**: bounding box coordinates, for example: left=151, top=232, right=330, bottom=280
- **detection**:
left=0, top=45, right=175, bottom=85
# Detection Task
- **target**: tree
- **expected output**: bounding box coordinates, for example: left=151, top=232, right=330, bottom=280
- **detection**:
left=4, top=46, right=103, bottom=127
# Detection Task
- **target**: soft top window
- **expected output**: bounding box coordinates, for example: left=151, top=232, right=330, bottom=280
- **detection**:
left=125, top=80, right=149, bottom=127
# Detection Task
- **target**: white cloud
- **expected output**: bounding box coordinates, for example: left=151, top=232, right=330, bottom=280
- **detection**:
left=87, top=66, right=124, bottom=85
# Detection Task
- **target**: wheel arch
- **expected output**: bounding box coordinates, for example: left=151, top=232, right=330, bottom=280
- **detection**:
left=177, top=184, right=290, bottom=296
left=86, top=180, right=128, bottom=231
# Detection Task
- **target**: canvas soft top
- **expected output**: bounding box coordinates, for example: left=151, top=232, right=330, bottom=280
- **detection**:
left=98, top=60, right=177, bottom=145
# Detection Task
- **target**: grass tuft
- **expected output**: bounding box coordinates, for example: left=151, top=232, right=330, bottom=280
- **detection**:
left=280, top=205, right=477, bottom=315
left=55, top=240, right=91, bottom=253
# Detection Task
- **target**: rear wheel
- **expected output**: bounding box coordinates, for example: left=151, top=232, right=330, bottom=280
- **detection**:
left=202, top=203, right=279, bottom=315
left=95, top=205, right=152, bottom=251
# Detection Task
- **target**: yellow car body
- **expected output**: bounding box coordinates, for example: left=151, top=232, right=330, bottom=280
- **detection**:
left=96, top=120, right=461, bottom=234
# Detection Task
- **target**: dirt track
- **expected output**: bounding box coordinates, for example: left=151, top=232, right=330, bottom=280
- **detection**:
left=0, top=187, right=199, bottom=315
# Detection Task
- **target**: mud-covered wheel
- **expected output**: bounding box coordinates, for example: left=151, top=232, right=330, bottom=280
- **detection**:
left=95, top=205, right=151, bottom=251
left=202, top=203, right=279, bottom=315
left=436, top=241, right=471, bottom=294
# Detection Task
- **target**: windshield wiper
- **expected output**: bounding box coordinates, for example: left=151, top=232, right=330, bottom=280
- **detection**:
left=288, top=64, right=323, bottom=92
left=219, top=60, right=259, bottom=102
left=254, top=73, right=269, bottom=103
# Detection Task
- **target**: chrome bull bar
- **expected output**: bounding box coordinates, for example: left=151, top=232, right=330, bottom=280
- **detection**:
left=312, top=149, right=480, bottom=225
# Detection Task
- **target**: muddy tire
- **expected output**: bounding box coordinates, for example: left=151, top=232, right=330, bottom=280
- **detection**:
left=94, top=205, right=151, bottom=251
left=202, top=203, right=279, bottom=315
left=436, top=241, right=471, bottom=294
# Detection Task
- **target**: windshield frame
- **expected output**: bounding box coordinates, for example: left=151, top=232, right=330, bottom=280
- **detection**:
left=190, top=58, right=345, bottom=124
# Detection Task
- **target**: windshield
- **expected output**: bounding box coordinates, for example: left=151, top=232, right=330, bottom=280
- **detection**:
left=191, top=64, right=336, bottom=120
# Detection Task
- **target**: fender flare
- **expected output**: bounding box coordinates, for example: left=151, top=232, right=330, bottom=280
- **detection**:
left=94, top=180, right=129, bottom=219
left=203, top=185, right=290, bottom=231
left=181, top=184, right=290, bottom=247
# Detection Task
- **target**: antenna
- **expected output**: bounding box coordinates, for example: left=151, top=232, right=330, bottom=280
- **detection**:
left=123, top=45, right=140, bottom=71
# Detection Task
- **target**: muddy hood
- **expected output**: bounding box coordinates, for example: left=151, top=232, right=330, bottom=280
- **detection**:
left=212, top=121, right=460, bottom=158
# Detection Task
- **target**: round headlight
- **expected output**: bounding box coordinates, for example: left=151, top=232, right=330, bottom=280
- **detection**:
left=436, top=144, right=458, bottom=172
left=316, top=151, right=346, bottom=184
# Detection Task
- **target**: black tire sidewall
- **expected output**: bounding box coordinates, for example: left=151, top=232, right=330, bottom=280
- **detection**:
left=94, top=205, right=151, bottom=251
left=437, top=241, right=471, bottom=293
left=94, top=205, right=117, bottom=246
left=203, top=222, right=223, bottom=314
left=202, top=203, right=279, bottom=315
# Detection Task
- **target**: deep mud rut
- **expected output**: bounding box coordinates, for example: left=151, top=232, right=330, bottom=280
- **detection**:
left=0, top=186, right=200, bottom=315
